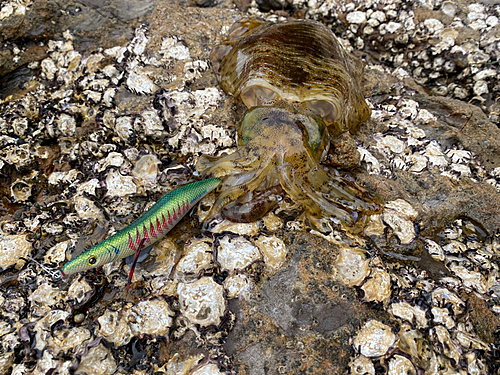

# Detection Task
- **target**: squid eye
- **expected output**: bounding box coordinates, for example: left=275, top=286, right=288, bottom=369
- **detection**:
left=87, top=256, right=97, bottom=266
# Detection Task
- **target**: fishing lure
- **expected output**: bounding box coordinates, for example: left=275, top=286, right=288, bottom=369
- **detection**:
left=58, top=177, right=221, bottom=289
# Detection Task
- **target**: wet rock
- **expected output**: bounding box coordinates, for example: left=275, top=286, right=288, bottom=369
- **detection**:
left=2, top=0, right=500, bottom=373
left=226, top=232, right=366, bottom=373
left=462, top=291, right=500, bottom=344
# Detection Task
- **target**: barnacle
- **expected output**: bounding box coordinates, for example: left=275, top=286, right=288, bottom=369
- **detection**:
left=198, top=18, right=380, bottom=228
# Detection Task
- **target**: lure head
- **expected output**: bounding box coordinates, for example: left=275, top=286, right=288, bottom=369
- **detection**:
left=59, top=245, right=106, bottom=277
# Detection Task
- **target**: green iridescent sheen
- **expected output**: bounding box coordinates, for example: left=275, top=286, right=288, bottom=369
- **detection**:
left=59, top=178, right=220, bottom=277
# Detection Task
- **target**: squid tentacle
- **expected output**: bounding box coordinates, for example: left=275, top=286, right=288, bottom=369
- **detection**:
left=207, top=153, right=277, bottom=223
left=199, top=145, right=262, bottom=178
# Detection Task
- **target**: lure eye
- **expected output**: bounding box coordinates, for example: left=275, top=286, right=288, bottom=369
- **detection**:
left=87, top=256, right=97, bottom=266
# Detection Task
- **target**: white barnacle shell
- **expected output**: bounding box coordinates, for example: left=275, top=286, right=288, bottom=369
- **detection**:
left=85, top=53, right=105, bottom=74
left=136, top=109, right=164, bottom=139
left=353, top=320, right=396, bottom=358
left=424, top=141, right=448, bottom=168
left=31, top=310, right=70, bottom=352
left=333, top=246, right=370, bottom=287
left=177, top=277, right=225, bottom=326
left=217, top=235, right=262, bottom=273
left=175, top=239, right=213, bottom=276
left=97, top=310, right=133, bottom=347
left=2, top=144, right=32, bottom=168
left=102, top=88, right=117, bottom=107
left=10, top=179, right=32, bottom=202
left=114, top=116, right=134, bottom=141
left=224, top=274, right=253, bottom=299
left=382, top=199, right=418, bottom=245
left=0, top=230, right=31, bottom=270
left=74, top=343, right=117, bottom=374
left=432, top=325, right=461, bottom=365
left=253, top=235, right=287, bottom=271
left=131, top=153, right=160, bottom=187
left=126, top=299, right=174, bottom=337
left=95, top=152, right=125, bottom=172
left=56, top=113, right=76, bottom=136
left=105, top=169, right=137, bottom=197
left=48, top=169, right=80, bottom=185
left=361, top=268, right=392, bottom=303
left=425, top=239, right=445, bottom=261
left=12, top=117, right=28, bottom=137
left=191, top=364, right=224, bottom=375
left=449, top=265, right=487, bottom=294
left=41, top=58, right=57, bottom=80
left=29, top=286, right=67, bottom=317
left=73, top=196, right=104, bottom=221
left=44, top=240, right=70, bottom=265
left=358, top=146, right=381, bottom=174
left=349, top=355, right=375, bottom=375
left=160, top=36, right=191, bottom=60
left=65, top=50, right=82, bottom=71
left=128, top=24, right=150, bottom=56
left=126, top=61, right=158, bottom=95
left=48, top=327, right=92, bottom=357
left=390, top=301, right=428, bottom=328
left=387, top=355, right=416, bottom=375
left=431, top=287, right=465, bottom=315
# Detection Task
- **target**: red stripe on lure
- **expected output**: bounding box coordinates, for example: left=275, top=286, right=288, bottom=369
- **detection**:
left=58, top=178, right=220, bottom=280
left=149, top=220, right=158, bottom=239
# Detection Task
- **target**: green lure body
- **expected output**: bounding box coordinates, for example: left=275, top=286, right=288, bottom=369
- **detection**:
left=59, top=178, right=220, bottom=278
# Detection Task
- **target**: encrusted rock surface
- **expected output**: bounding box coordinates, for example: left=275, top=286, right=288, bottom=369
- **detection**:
left=1, top=0, right=500, bottom=374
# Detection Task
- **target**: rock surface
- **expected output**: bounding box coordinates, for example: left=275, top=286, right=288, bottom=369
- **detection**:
left=1, top=0, right=500, bottom=373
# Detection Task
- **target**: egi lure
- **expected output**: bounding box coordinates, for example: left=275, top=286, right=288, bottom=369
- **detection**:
left=58, top=177, right=220, bottom=289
